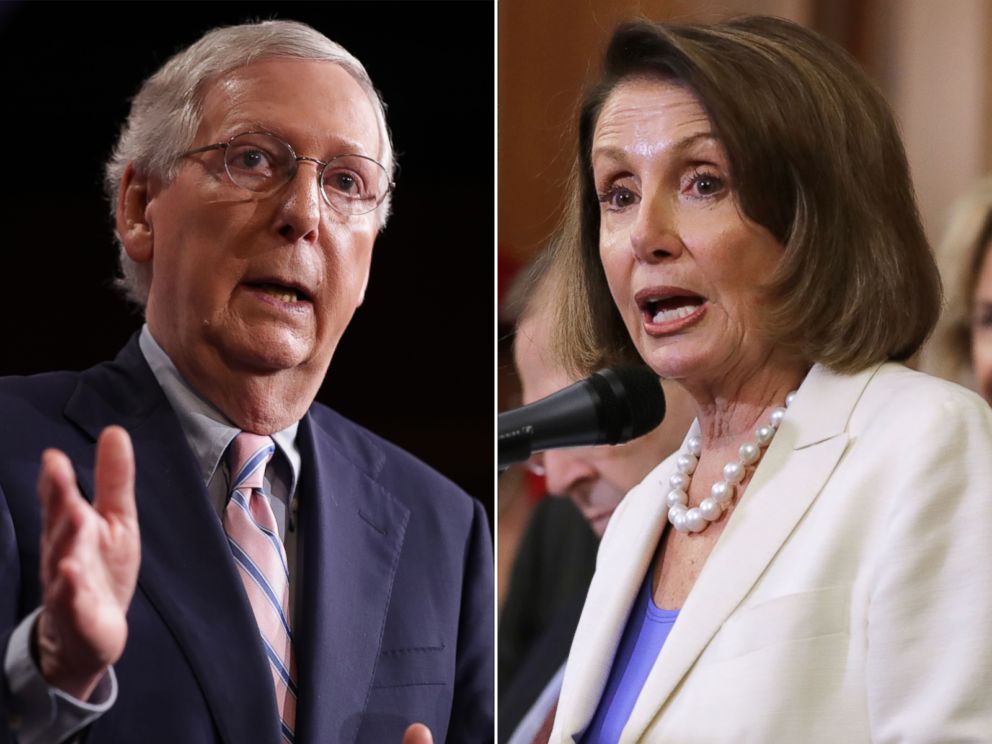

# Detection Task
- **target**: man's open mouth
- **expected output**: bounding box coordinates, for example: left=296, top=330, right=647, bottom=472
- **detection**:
left=245, top=281, right=312, bottom=304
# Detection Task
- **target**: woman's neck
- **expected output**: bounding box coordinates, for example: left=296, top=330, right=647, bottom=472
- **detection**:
left=682, top=354, right=810, bottom=451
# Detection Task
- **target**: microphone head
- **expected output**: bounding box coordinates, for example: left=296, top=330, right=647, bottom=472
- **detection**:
left=587, top=366, right=667, bottom=444
left=496, top=364, right=668, bottom=469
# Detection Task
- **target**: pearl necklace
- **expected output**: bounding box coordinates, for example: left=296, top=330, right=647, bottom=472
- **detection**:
left=666, top=390, right=797, bottom=534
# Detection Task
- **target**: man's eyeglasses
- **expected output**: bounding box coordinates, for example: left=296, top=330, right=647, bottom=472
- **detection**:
left=181, top=131, right=393, bottom=216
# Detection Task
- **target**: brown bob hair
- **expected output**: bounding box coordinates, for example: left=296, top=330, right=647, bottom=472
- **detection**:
left=552, top=16, right=941, bottom=376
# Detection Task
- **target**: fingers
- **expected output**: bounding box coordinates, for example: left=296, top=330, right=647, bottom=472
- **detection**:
left=402, top=723, right=433, bottom=744
left=37, top=427, right=137, bottom=587
left=39, top=448, right=78, bottom=524
left=93, top=426, right=136, bottom=524
left=41, top=489, right=91, bottom=592
left=38, top=449, right=82, bottom=586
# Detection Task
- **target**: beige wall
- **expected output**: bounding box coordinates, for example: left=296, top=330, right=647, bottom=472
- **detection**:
left=861, top=0, right=991, bottom=243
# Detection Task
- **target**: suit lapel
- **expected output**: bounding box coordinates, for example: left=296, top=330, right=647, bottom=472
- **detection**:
left=294, top=411, right=409, bottom=744
left=620, top=363, right=880, bottom=740
left=64, top=338, right=280, bottom=744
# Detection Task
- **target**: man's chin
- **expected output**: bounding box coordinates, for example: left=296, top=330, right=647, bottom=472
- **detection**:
left=201, top=341, right=328, bottom=432
left=217, top=328, right=322, bottom=375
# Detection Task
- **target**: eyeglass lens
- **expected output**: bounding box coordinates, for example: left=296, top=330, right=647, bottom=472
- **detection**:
left=224, top=132, right=388, bottom=215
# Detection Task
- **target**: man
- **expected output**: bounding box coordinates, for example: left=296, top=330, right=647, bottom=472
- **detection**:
left=498, top=252, right=693, bottom=743
left=0, top=20, right=492, bottom=744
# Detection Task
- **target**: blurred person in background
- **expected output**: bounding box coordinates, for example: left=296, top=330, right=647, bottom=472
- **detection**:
left=499, top=248, right=694, bottom=743
left=545, top=17, right=992, bottom=742
left=922, top=176, right=992, bottom=404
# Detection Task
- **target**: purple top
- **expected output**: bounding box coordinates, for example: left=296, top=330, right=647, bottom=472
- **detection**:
left=579, top=571, right=680, bottom=744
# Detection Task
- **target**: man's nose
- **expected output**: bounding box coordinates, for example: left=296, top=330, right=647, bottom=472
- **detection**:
left=274, top=160, right=323, bottom=243
left=543, top=448, right=598, bottom=499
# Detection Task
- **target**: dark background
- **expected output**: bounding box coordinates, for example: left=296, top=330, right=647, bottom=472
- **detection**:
left=0, top=1, right=494, bottom=522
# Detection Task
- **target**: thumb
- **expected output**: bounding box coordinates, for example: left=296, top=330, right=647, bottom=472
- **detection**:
left=93, top=426, right=136, bottom=523
left=402, top=723, right=433, bottom=744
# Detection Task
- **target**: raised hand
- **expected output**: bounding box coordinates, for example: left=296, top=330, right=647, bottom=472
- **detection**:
left=402, top=723, right=434, bottom=744
left=34, top=426, right=140, bottom=700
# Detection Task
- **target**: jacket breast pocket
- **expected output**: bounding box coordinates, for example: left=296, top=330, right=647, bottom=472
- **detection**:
left=371, top=642, right=453, bottom=689
left=702, top=585, right=851, bottom=664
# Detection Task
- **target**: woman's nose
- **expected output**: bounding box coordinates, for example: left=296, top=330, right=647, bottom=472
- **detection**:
left=629, top=190, right=684, bottom=262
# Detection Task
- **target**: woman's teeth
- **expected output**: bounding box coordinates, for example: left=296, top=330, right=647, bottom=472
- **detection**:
left=652, top=304, right=698, bottom=323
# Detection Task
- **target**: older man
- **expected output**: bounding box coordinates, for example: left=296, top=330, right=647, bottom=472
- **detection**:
left=0, top=20, right=492, bottom=744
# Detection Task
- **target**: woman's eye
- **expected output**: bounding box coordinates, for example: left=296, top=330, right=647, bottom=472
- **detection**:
left=685, top=171, right=725, bottom=198
left=598, top=186, right=640, bottom=211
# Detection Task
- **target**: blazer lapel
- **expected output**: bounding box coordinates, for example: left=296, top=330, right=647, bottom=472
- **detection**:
left=554, top=472, right=672, bottom=740
left=294, top=411, right=409, bottom=744
left=64, top=338, right=280, bottom=744
left=620, top=363, right=881, bottom=740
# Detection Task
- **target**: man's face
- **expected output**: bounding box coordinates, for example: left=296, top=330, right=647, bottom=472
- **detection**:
left=133, top=58, right=380, bottom=427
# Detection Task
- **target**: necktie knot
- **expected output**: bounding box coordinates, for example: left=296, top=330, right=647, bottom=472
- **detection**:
left=228, top=432, right=275, bottom=493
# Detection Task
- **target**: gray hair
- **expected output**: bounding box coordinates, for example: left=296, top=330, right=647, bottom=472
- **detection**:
left=104, top=19, right=395, bottom=307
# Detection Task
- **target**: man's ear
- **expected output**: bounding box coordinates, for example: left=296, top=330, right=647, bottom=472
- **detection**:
left=116, top=163, right=155, bottom=263
left=356, top=235, right=377, bottom=305
left=357, top=265, right=371, bottom=306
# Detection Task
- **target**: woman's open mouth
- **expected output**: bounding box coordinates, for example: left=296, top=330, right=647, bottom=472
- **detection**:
left=636, top=289, right=707, bottom=334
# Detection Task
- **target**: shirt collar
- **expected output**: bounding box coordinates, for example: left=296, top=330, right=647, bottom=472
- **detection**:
left=137, top=324, right=302, bottom=494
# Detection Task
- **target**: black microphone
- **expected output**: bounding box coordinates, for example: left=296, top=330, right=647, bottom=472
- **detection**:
left=498, top=366, right=666, bottom=470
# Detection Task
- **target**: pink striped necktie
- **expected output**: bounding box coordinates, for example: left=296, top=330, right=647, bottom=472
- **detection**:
left=223, top=432, right=297, bottom=744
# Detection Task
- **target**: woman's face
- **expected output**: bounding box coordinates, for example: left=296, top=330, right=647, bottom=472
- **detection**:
left=592, top=78, right=785, bottom=388
left=972, top=241, right=992, bottom=404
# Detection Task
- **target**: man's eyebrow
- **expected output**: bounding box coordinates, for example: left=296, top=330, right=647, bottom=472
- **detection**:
left=591, top=132, right=721, bottom=163
left=321, top=134, right=374, bottom=157
left=225, top=120, right=278, bottom=137
left=232, top=121, right=374, bottom=157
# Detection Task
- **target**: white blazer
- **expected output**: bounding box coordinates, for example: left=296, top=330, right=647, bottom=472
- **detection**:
left=551, top=363, right=992, bottom=743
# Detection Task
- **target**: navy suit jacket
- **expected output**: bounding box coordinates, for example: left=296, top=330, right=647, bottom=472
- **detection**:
left=0, top=337, right=494, bottom=743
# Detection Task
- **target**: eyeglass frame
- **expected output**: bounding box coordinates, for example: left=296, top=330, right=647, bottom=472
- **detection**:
left=180, top=130, right=395, bottom=216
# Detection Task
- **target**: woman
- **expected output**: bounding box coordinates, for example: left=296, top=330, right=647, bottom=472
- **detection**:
left=923, top=177, right=992, bottom=404
left=547, top=16, right=992, bottom=742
